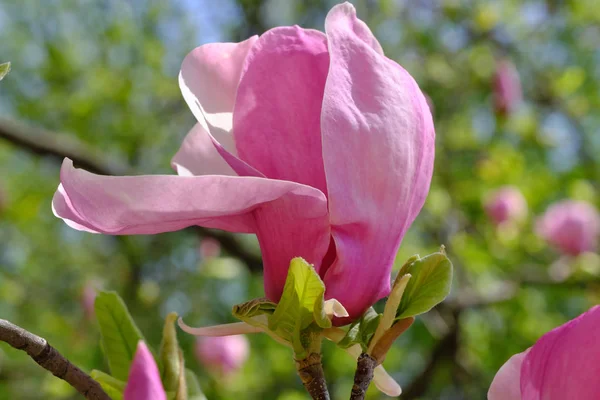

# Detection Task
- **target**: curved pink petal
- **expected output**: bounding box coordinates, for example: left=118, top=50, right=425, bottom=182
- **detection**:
left=488, top=351, right=528, bottom=400
left=53, top=158, right=327, bottom=235
left=233, top=26, right=330, bottom=194
left=180, top=37, right=257, bottom=140
left=521, top=305, right=600, bottom=399
left=171, top=123, right=237, bottom=176
left=179, top=38, right=263, bottom=178
left=320, top=3, right=435, bottom=319
left=124, top=341, right=166, bottom=400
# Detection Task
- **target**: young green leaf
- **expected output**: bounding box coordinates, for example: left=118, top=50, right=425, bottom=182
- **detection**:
left=90, top=369, right=125, bottom=400
left=0, top=62, right=10, bottom=81
left=94, top=291, right=145, bottom=381
left=232, top=297, right=277, bottom=319
left=395, top=252, right=453, bottom=319
left=185, top=369, right=207, bottom=400
left=268, top=258, right=329, bottom=356
left=337, top=307, right=381, bottom=352
left=159, top=312, right=183, bottom=393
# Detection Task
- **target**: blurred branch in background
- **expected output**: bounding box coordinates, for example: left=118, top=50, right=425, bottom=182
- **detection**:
left=0, top=117, right=264, bottom=273
left=0, top=319, right=110, bottom=400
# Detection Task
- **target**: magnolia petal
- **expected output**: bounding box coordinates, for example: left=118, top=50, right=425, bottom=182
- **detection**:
left=521, top=305, right=600, bottom=399
left=53, top=158, right=327, bottom=235
left=233, top=26, right=329, bottom=194
left=321, top=3, right=435, bottom=320
left=171, top=123, right=237, bottom=177
left=324, top=298, right=349, bottom=318
left=373, top=365, right=402, bottom=397
left=124, top=341, right=166, bottom=400
left=178, top=319, right=262, bottom=336
left=488, top=351, right=527, bottom=400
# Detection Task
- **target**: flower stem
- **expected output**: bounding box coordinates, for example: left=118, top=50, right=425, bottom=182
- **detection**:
left=350, top=353, right=377, bottom=400
left=295, top=353, right=330, bottom=400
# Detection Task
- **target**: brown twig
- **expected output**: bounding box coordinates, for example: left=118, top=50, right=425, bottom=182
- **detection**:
left=0, top=319, right=110, bottom=400
left=349, top=353, right=377, bottom=400
left=295, top=353, right=330, bottom=400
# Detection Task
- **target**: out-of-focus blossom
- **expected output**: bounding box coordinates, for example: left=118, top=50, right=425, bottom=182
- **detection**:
left=195, top=335, right=249, bottom=377
left=488, top=305, right=600, bottom=400
left=493, top=59, right=522, bottom=115
left=536, top=200, right=600, bottom=256
left=198, top=237, right=221, bottom=260
left=81, top=281, right=98, bottom=320
left=484, top=186, right=528, bottom=226
left=52, top=2, right=434, bottom=322
left=124, top=341, right=166, bottom=400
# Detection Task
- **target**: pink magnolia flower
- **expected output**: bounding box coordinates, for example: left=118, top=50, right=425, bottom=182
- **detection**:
left=493, top=59, right=522, bottom=115
left=536, top=200, right=600, bottom=256
left=124, top=341, right=166, bottom=400
left=488, top=305, right=600, bottom=400
left=484, top=186, right=528, bottom=226
left=52, top=2, right=434, bottom=322
left=195, top=335, right=249, bottom=377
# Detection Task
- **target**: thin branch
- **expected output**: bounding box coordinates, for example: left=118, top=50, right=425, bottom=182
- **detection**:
left=349, top=353, right=377, bottom=400
left=0, top=117, right=264, bottom=272
left=0, top=117, right=127, bottom=175
left=0, top=319, right=110, bottom=400
left=295, top=353, right=330, bottom=400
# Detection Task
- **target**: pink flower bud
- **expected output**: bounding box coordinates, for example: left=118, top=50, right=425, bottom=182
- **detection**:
left=81, top=281, right=98, bottom=320
left=537, top=200, right=600, bottom=256
left=484, top=186, right=528, bottom=225
left=198, top=237, right=221, bottom=259
left=195, top=335, right=249, bottom=377
left=493, top=59, right=522, bottom=115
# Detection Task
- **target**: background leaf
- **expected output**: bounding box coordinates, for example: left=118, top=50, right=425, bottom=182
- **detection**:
left=0, top=62, right=10, bottom=81
left=94, top=291, right=145, bottom=381
left=90, top=370, right=125, bottom=400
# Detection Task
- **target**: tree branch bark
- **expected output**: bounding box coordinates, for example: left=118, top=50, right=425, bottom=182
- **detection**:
left=295, top=353, right=330, bottom=400
left=349, top=353, right=377, bottom=400
left=0, top=319, right=111, bottom=400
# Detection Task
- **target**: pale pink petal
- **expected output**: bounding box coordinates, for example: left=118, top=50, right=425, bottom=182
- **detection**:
left=320, top=3, right=435, bottom=319
left=488, top=351, right=528, bottom=400
left=171, top=123, right=237, bottom=176
left=53, top=158, right=327, bottom=235
left=124, top=341, right=166, bottom=400
left=521, top=305, right=600, bottom=399
left=232, top=26, right=330, bottom=194
left=179, top=37, right=257, bottom=141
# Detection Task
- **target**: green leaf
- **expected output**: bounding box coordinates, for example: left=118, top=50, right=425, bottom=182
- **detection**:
left=159, top=312, right=182, bottom=393
left=337, top=307, right=381, bottom=352
left=232, top=297, right=277, bottom=319
left=95, top=291, right=145, bottom=381
left=395, top=252, right=453, bottom=319
left=0, top=62, right=10, bottom=81
left=90, top=370, right=125, bottom=400
left=185, top=369, right=207, bottom=400
left=268, top=258, right=328, bottom=356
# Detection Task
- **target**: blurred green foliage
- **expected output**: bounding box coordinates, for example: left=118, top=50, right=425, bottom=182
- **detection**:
left=0, top=0, right=599, bottom=399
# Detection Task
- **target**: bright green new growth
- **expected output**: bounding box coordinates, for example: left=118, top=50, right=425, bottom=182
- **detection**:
left=395, top=251, right=453, bottom=319
left=0, top=62, right=10, bottom=81
left=94, top=291, right=146, bottom=381
left=90, top=370, right=126, bottom=400
left=268, top=257, right=330, bottom=357
left=159, top=312, right=184, bottom=394
left=337, top=307, right=382, bottom=352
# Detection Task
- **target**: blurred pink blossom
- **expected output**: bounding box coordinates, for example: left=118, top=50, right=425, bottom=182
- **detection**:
left=484, top=186, right=528, bottom=226
left=493, top=59, right=522, bottom=115
left=195, top=335, right=249, bottom=377
left=488, top=305, right=600, bottom=400
left=198, top=237, right=221, bottom=259
left=81, top=281, right=99, bottom=320
left=52, top=2, right=435, bottom=322
left=536, top=200, right=600, bottom=256
left=124, top=341, right=166, bottom=400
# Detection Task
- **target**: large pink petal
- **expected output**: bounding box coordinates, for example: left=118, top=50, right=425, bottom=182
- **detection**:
left=320, top=3, right=435, bottom=320
left=232, top=26, right=330, bottom=194
left=124, top=341, right=166, bottom=400
left=520, top=305, right=600, bottom=399
left=179, top=38, right=263, bottom=177
left=53, top=158, right=327, bottom=235
left=488, top=351, right=528, bottom=400
left=171, top=123, right=237, bottom=176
